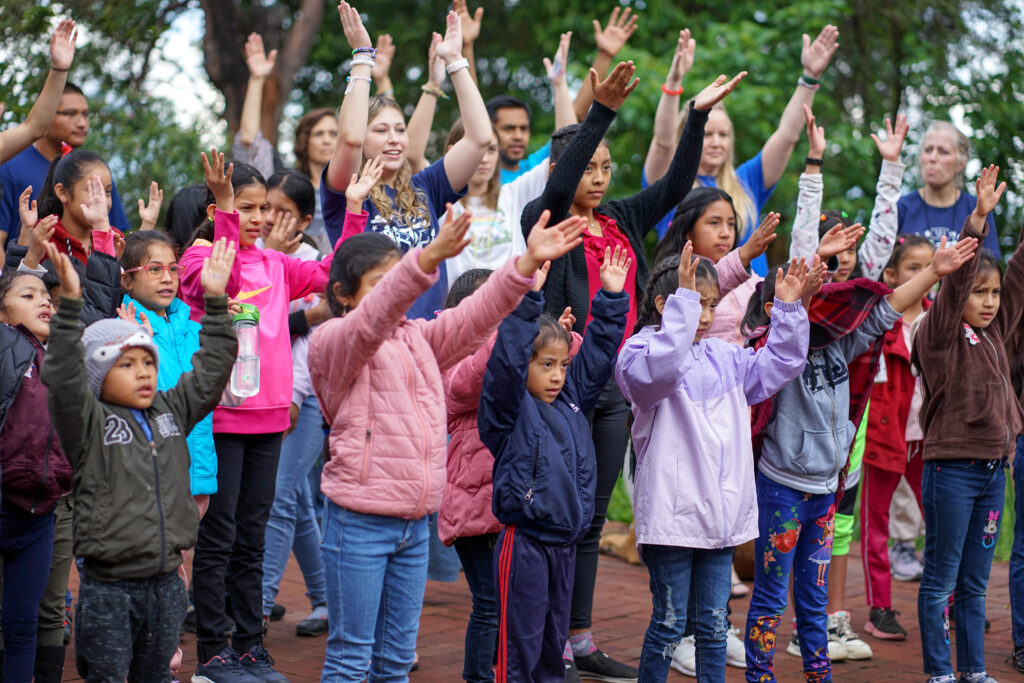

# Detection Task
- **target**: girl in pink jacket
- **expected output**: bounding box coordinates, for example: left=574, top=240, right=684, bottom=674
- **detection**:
left=179, top=151, right=341, bottom=677
left=309, top=206, right=585, bottom=680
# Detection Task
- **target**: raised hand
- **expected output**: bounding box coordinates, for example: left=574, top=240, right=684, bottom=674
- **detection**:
left=138, top=181, right=163, bottom=231
left=870, top=114, right=909, bottom=164
left=665, top=29, right=695, bottom=90
left=421, top=204, right=473, bottom=272
left=427, top=32, right=446, bottom=88
left=435, top=10, right=464, bottom=65
left=774, top=258, right=810, bottom=303
left=532, top=261, right=551, bottom=291
left=521, top=211, right=587, bottom=275
left=264, top=211, right=303, bottom=253
left=244, top=33, right=277, bottom=80
left=202, top=148, right=234, bottom=212
left=18, top=186, right=38, bottom=239
left=50, top=18, right=77, bottom=71
left=23, top=214, right=58, bottom=268
left=974, top=164, right=1006, bottom=217
left=817, top=222, right=865, bottom=260
left=43, top=242, right=81, bottom=299
left=677, top=241, right=699, bottom=291
left=117, top=301, right=154, bottom=337
left=803, top=104, right=826, bottom=158
left=593, top=6, right=638, bottom=58
left=591, top=60, right=639, bottom=111
left=931, top=236, right=979, bottom=276
left=558, top=306, right=576, bottom=333
left=803, top=254, right=825, bottom=301
left=545, top=32, right=572, bottom=87
left=738, top=212, right=780, bottom=267
left=371, top=34, right=395, bottom=83
left=201, top=237, right=237, bottom=298
left=801, top=25, right=840, bottom=80
left=80, top=175, right=110, bottom=232
left=453, top=0, right=483, bottom=47
left=337, top=2, right=372, bottom=50
left=599, top=245, right=632, bottom=293
left=346, top=155, right=385, bottom=210
left=693, top=72, right=747, bottom=111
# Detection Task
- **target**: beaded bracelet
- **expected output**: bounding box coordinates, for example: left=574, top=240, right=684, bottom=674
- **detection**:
left=421, top=83, right=449, bottom=100
left=352, top=47, right=376, bottom=57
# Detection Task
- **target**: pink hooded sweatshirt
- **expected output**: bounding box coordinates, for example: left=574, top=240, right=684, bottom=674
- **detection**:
left=179, top=209, right=337, bottom=434
left=310, top=244, right=535, bottom=520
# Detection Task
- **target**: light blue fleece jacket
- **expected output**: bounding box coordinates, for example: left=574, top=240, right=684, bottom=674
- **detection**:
left=758, top=298, right=900, bottom=495
left=123, top=295, right=217, bottom=495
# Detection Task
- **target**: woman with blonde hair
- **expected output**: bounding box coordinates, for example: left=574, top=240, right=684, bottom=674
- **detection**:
left=643, top=25, right=839, bottom=275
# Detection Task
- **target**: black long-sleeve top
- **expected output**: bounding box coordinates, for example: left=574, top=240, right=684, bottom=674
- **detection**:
left=521, top=101, right=708, bottom=333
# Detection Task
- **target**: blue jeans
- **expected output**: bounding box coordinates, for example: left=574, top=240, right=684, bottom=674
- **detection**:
left=427, top=512, right=461, bottom=582
left=0, top=498, right=55, bottom=682
left=320, top=503, right=428, bottom=682
left=638, top=545, right=733, bottom=683
left=262, top=396, right=327, bottom=615
left=1010, top=436, right=1024, bottom=648
left=453, top=534, right=499, bottom=682
left=919, top=458, right=1005, bottom=676
left=745, top=472, right=835, bottom=683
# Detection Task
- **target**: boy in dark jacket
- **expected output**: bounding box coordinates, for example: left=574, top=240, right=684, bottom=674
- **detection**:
left=40, top=239, right=237, bottom=681
left=479, top=248, right=630, bottom=683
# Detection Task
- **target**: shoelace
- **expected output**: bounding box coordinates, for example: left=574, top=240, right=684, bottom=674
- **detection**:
left=243, top=646, right=277, bottom=672
left=208, top=650, right=246, bottom=673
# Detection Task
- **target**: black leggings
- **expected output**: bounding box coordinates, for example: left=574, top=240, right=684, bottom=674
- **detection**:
left=570, top=378, right=630, bottom=630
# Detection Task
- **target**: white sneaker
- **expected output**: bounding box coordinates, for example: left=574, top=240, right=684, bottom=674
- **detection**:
left=725, top=627, right=746, bottom=668
left=669, top=635, right=696, bottom=677
left=785, top=628, right=802, bottom=658
left=788, top=622, right=848, bottom=662
left=829, top=610, right=873, bottom=660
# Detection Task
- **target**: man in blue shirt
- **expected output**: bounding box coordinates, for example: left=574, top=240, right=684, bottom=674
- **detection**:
left=487, top=95, right=551, bottom=185
left=0, top=82, right=129, bottom=247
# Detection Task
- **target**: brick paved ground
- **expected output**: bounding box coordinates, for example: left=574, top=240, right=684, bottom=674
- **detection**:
left=63, top=526, right=1019, bottom=681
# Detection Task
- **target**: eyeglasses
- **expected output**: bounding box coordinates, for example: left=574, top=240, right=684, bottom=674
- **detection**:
left=124, top=264, right=185, bottom=279
left=55, top=110, right=91, bottom=122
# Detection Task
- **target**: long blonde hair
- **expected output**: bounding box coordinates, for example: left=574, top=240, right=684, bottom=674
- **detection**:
left=678, top=103, right=755, bottom=235
left=366, top=96, right=428, bottom=224
left=445, top=118, right=501, bottom=211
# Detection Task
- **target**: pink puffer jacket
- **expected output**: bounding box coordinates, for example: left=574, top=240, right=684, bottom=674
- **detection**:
left=706, top=248, right=761, bottom=347
left=310, top=250, right=534, bottom=520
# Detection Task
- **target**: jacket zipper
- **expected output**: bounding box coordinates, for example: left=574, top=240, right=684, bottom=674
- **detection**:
left=150, top=441, right=167, bottom=574
left=525, top=440, right=539, bottom=501
left=981, top=330, right=1012, bottom=458
left=815, top=353, right=841, bottom=486
left=360, top=418, right=375, bottom=484
left=554, top=408, right=584, bottom=538
left=397, top=344, right=431, bottom=516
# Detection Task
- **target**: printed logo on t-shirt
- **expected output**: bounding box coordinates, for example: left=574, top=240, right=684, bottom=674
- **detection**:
left=369, top=214, right=432, bottom=251
left=802, top=353, right=849, bottom=393
left=103, top=415, right=134, bottom=446
left=154, top=413, right=181, bottom=439
left=922, top=226, right=960, bottom=247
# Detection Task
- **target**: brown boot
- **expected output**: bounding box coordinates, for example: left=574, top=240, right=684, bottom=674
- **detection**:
left=599, top=523, right=640, bottom=565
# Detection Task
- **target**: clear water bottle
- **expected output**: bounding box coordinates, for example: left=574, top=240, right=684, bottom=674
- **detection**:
left=230, top=303, right=261, bottom=398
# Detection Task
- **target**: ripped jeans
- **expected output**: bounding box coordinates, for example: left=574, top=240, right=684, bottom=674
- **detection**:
left=638, top=544, right=733, bottom=682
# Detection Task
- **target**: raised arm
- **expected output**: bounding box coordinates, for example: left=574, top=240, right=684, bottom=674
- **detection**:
left=239, top=34, right=277, bottom=147
left=573, top=7, right=637, bottom=122
left=0, top=19, right=76, bottom=165
left=370, top=33, right=395, bottom=97
left=407, top=34, right=445, bottom=174
left=859, top=114, right=909, bottom=280
left=324, top=2, right=375, bottom=193
left=643, top=29, right=694, bottom=184
left=439, top=11, right=493, bottom=192
left=453, top=0, right=482, bottom=85
left=789, top=104, right=826, bottom=262
left=758, top=25, right=839, bottom=189
left=180, top=151, right=241, bottom=304
left=546, top=32, right=577, bottom=130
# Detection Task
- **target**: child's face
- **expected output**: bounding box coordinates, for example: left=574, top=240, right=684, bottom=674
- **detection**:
left=527, top=339, right=570, bottom=404
left=100, top=347, right=157, bottom=409
left=333, top=254, right=400, bottom=311
left=690, top=200, right=737, bottom=263
left=963, top=269, right=1000, bottom=329
left=265, top=187, right=312, bottom=239
left=122, top=243, right=179, bottom=315
left=472, top=134, right=500, bottom=185
left=56, top=163, right=112, bottom=230
left=884, top=245, right=934, bottom=288
left=694, top=282, right=721, bottom=341
left=571, top=144, right=611, bottom=211
left=0, top=275, right=53, bottom=343
left=832, top=245, right=858, bottom=283
left=235, top=184, right=268, bottom=247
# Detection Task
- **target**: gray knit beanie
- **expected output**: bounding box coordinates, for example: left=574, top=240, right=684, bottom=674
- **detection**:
left=82, top=318, right=160, bottom=397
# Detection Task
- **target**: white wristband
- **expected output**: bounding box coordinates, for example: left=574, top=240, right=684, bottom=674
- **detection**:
left=445, top=57, right=470, bottom=75
left=351, top=57, right=375, bottom=68
left=345, top=75, right=372, bottom=95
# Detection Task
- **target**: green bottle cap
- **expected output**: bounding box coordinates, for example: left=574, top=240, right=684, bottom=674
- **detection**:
left=232, top=302, right=260, bottom=324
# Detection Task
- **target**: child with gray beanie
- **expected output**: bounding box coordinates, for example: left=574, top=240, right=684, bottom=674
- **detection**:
left=40, top=239, right=238, bottom=681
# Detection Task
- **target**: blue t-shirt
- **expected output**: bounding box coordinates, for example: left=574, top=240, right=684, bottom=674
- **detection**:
left=499, top=141, right=551, bottom=185
left=897, top=190, right=1000, bottom=257
left=646, top=150, right=775, bottom=276
left=0, top=144, right=130, bottom=248
left=321, top=158, right=465, bottom=320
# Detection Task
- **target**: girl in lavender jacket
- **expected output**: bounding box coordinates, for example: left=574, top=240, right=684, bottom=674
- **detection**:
left=615, top=243, right=814, bottom=682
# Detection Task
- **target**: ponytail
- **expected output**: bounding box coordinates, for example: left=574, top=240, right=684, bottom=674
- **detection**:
left=37, top=149, right=108, bottom=219
left=740, top=267, right=782, bottom=339
left=634, top=255, right=719, bottom=334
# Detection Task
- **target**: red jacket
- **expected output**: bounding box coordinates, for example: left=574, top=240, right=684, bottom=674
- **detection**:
left=864, top=300, right=930, bottom=473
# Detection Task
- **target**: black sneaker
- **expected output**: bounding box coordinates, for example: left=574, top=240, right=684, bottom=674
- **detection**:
left=295, top=608, right=328, bottom=637
left=864, top=607, right=908, bottom=641
left=239, top=645, right=289, bottom=683
left=1008, top=645, right=1024, bottom=673
left=573, top=649, right=638, bottom=682
left=564, top=658, right=582, bottom=683
left=192, top=648, right=261, bottom=683
left=269, top=603, right=285, bottom=621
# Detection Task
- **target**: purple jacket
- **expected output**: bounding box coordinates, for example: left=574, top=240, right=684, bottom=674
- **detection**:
left=615, top=288, right=808, bottom=550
